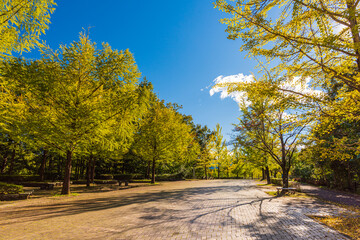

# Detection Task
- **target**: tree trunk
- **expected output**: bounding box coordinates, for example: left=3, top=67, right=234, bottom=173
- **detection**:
left=204, top=164, right=208, bottom=180
left=90, top=156, right=95, bottom=182
left=151, top=157, right=156, bottom=184
left=217, top=163, right=220, bottom=179
left=146, top=161, right=150, bottom=179
left=48, top=155, right=53, bottom=180
left=1, top=154, right=8, bottom=174
left=8, top=149, right=15, bottom=175
left=57, top=156, right=62, bottom=180
left=61, top=150, right=73, bottom=195
left=282, top=166, right=289, bottom=189
left=265, top=166, right=271, bottom=184
left=86, top=155, right=93, bottom=187
left=39, top=150, right=48, bottom=182
left=261, top=168, right=265, bottom=181
left=347, top=160, right=353, bottom=191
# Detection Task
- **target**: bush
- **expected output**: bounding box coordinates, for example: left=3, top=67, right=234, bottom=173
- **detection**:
left=156, top=173, right=185, bottom=181
left=72, top=179, right=118, bottom=184
left=98, top=174, right=113, bottom=180
left=270, top=178, right=283, bottom=186
left=113, top=174, right=133, bottom=181
left=94, top=180, right=118, bottom=184
left=0, top=175, right=40, bottom=183
left=131, top=174, right=145, bottom=179
left=0, top=182, right=23, bottom=194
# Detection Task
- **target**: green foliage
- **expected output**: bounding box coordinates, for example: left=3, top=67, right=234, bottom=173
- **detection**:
left=0, top=181, right=23, bottom=194
left=270, top=178, right=283, bottom=186
left=113, top=174, right=133, bottom=181
left=156, top=173, right=185, bottom=181
left=133, top=99, right=195, bottom=183
left=292, top=162, right=314, bottom=180
left=0, top=0, right=56, bottom=58
left=1, top=33, right=148, bottom=194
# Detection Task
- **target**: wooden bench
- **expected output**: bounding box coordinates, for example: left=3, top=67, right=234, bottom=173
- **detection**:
left=118, top=180, right=129, bottom=186
left=277, top=187, right=296, bottom=195
left=20, top=182, right=55, bottom=190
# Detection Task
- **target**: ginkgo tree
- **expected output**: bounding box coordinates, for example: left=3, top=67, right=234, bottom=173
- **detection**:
left=0, top=0, right=56, bottom=58
left=209, top=124, right=227, bottom=178
left=194, top=124, right=213, bottom=179
left=1, top=33, right=148, bottom=194
left=215, top=0, right=360, bottom=154
left=133, top=100, right=195, bottom=184
left=215, top=74, right=309, bottom=189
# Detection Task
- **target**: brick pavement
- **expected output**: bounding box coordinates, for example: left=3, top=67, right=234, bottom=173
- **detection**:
left=300, top=183, right=360, bottom=207
left=0, top=180, right=350, bottom=239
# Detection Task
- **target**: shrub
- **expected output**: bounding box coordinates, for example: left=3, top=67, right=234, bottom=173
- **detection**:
left=0, top=175, right=40, bottom=183
left=270, top=178, right=283, bottom=186
left=98, top=174, right=113, bottom=180
left=0, top=182, right=23, bottom=194
left=156, top=173, right=185, bottom=181
left=72, top=179, right=118, bottom=184
left=113, top=174, right=133, bottom=181
left=131, top=174, right=145, bottom=179
left=94, top=180, right=118, bottom=184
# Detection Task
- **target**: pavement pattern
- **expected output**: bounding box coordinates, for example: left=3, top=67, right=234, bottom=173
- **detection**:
left=0, top=180, right=350, bottom=240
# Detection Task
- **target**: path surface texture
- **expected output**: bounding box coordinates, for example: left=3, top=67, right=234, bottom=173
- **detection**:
left=0, top=180, right=350, bottom=240
left=301, top=183, right=360, bottom=207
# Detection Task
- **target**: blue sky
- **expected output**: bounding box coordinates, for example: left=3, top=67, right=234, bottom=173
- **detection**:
left=24, top=0, right=257, bottom=142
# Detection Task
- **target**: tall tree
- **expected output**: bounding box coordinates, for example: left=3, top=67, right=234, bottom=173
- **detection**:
left=215, top=0, right=360, bottom=154
left=218, top=75, right=309, bottom=188
left=133, top=100, right=194, bottom=184
left=1, top=33, right=146, bottom=194
left=194, top=124, right=213, bottom=179
left=209, top=124, right=227, bottom=179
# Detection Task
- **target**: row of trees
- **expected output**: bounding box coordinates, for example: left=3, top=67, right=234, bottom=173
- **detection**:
left=213, top=0, right=360, bottom=191
left=0, top=32, right=222, bottom=194
left=0, top=0, right=235, bottom=194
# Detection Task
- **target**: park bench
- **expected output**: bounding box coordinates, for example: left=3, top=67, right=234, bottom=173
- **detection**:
left=20, top=182, right=55, bottom=190
left=118, top=180, right=129, bottom=186
left=277, top=187, right=296, bottom=195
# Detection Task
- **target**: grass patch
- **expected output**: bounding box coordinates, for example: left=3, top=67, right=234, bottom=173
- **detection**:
left=308, top=201, right=360, bottom=239
left=52, top=192, right=79, bottom=197
left=265, top=191, right=277, bottom=196
left=257, top=183, right=275, bottom=186
left=148, top=182, right=160, bottom=185
left=265, top=191, right=310, bottom=198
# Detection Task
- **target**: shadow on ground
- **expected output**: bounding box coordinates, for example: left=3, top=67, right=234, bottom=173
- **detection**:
left=0, top=180, right=350, bottom=239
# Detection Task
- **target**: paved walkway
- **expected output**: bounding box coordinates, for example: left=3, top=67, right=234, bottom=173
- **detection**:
left=0, top=180, right=350, bottom=240
left=301, top=184, right=360, bottom=207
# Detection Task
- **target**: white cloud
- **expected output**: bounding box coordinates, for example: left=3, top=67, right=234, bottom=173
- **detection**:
left=210, top=73, right=325, bottom=106
left=209, top=73, right=254, bottom=104
left=279, top=76, right=325, bottom=100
